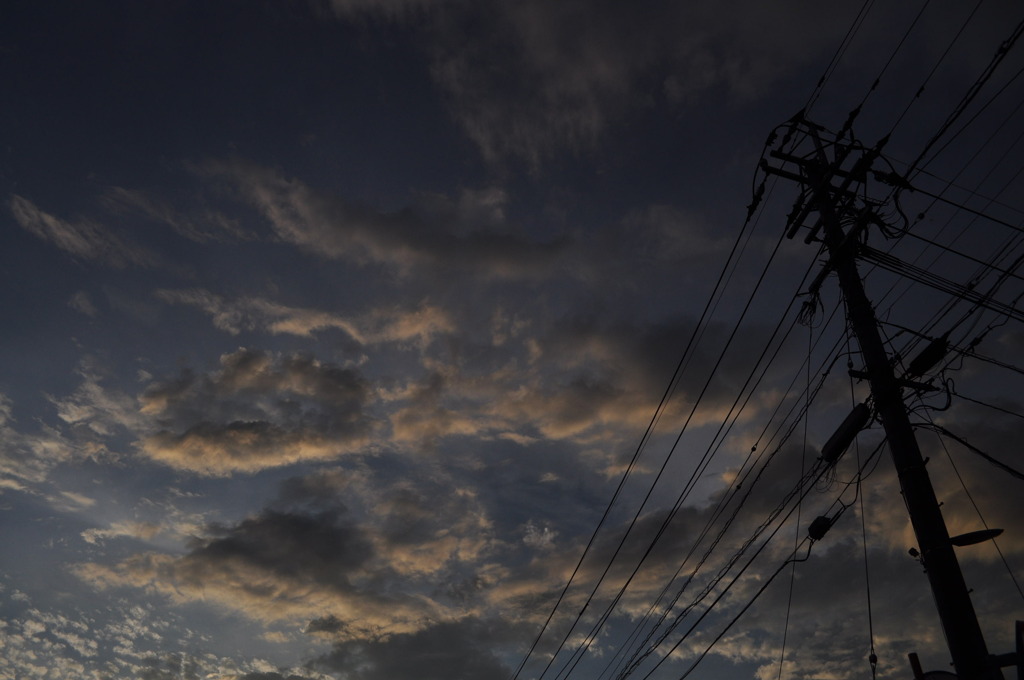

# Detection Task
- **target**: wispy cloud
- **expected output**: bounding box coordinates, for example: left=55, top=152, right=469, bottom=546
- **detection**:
left=10, top=195, right=155, bottom=268
left=101, top=186, right=248, bottom=243
left=0, top=392, right=83, bottom=489
left=155, top=288, right=454, bottom=345
left=411, top=1, right=863, bottom=165
left=67, top=290, right=98, bottom=317
left=201, top=161, right=568, bottom=278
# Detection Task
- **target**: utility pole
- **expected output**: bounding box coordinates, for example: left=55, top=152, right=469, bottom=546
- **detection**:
left=762, top=116, right=999, bottom=680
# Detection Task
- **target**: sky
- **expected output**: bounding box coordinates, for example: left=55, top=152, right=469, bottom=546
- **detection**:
left=2, top=1, right=1024, bottom=679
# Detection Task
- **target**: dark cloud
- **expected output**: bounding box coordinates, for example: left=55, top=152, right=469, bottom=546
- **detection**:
left=138, top=348, right=377, bottom=475
left=74, top=466, right=501, bottom=637
left=517, top=314, right=800, bottom=441
left=305, top=613, right=347, bottom=636
left=311, top=618, right=510, bottom=680
left=185, top=508, right=374, bottom=592
left=75, top=498, right=445, bottom=635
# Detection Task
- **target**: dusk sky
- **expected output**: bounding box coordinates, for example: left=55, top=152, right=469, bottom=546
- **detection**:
left=3, top=2, right=1024, bottom=679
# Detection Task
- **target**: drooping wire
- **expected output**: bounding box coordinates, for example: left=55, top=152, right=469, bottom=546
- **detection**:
left=775, top=318, right=814, bottom=680
left=856, top=406, right=878, bottom=679
left=871, top=13, right=1024, bottom=336
left=676, top=541, right=815, bottom=680
left=544, top=13, right=1024, bottom=671
left=844, top=323, right=880, bottom=679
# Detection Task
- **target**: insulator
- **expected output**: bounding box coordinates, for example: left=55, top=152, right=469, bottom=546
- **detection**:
left=820, top=403, right=871, bottom=464
left=808, top=515, right=833, bottom=541
left=906, top=334, right=949, bottom=378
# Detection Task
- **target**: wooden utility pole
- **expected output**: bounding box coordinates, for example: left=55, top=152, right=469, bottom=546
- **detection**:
left=763, top=118, right=999, bottom=680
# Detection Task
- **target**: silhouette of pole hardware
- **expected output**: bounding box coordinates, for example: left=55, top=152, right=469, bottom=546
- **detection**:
left=761, top=115, right=1002, bottom=680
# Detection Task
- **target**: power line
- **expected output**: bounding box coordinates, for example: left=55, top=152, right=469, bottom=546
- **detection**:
left=803, top=0, right=877, bottom=114
left=857, top=244, right=1024, bottom=324
left=508, top=179, right=779, bottom=680
left=636, top=438, right=888, bottom=680
left=903, top=14, right=1024, bottom=180
left=919, top=422, right=1024, bottom=482
left=599, top=303, right=850, bottom=680
left=552, top=225, right=811, bottom=680
left=885, top=0, right=982, bottom=136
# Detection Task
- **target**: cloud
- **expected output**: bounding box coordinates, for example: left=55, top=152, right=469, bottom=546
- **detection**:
left=138, top=348, right=378, bottom=475
left=0, top=364, right=141, bottom=490
left=50, top=362, right=144, bottom=438
left=74, top=503, right=452, bottom=637
left=68, top=291, right=98, bottom=317
left=0, top=591, right=312, bottom=680
left=69, top=462, right=524, bottom=675
left=417, top=0, right=862, bottom=165
left=0, top=392, right=86, bottom=489
left=155, top=288, right=454, bottom=345
left=81, top=521, right=163, bottom=545
left=311, top=618, right=510, bottom=680
left=201, top=161, right=568, bottom=278
left=9, top=194, right=155, bottom=268
left=101, top=186, right=248, bottom=243
left=408, top=313, right=782, bottom=451
left=619, top=205, right=734, bottom=263
left=522, top=521, right=557, bottom=550
left=322, top=0, right=442, bottom=18
left=156, top=288, right=362, bottom=338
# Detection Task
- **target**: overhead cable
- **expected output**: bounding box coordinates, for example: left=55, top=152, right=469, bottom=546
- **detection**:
left=920, top=423, right=1024, bottom=482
